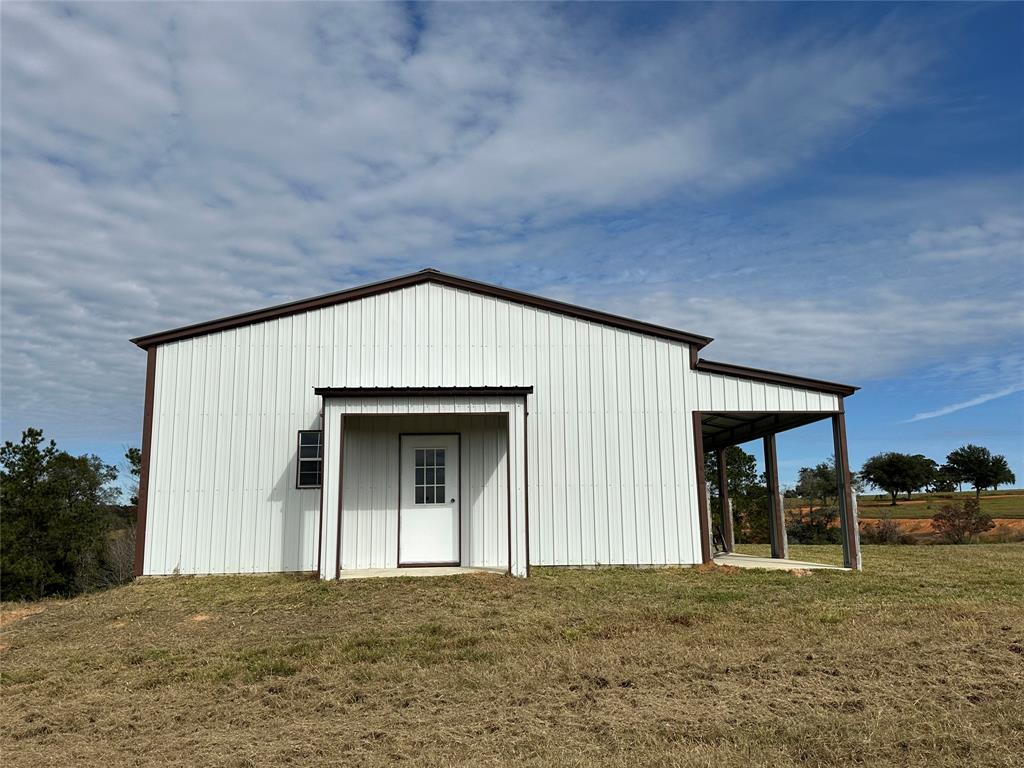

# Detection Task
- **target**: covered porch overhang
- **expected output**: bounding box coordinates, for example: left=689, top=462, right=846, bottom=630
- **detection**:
left=691, top=380, right=862, bottom=572
left=700, top=411, right=834, bottom=454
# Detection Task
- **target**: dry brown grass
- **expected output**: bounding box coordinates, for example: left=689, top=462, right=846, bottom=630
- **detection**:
left=3, top=545, right=1023, bottom=767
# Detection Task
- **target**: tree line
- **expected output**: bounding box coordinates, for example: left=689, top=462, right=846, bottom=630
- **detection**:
left=1, top=428, right=139, bottom=602
left=860, top=444, right=1015, bottom=505
left=705, top=441, right=1015, bottom=547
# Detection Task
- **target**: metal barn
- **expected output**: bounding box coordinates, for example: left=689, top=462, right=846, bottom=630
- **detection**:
left=131, top=269, right=861, bottom=579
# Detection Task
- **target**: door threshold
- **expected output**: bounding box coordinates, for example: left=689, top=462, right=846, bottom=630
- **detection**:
left=336, top=566, right=503, bottom=580
left=398, top=561, right=461, bottom=568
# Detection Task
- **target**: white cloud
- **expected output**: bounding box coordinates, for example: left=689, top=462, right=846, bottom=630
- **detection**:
left=0, top=2, right=1020, bottom=447
left=908, top=213, right=1024, bottom=262
left=569, top=280, right=1024, bottom=383
left=906, top=385, right=1024, bottom=422
left=527, top=177, right=1024, bottom=383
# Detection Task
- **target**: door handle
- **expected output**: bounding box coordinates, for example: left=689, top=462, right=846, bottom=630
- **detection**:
left=450, top=498, right=455, bottom=503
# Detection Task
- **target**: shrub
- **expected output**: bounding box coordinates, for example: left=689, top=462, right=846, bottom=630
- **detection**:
left=73, top=526, right=137, bottom=593
left=788, top=506, right=842, bottom=544
left=978, top=523, right=1024, bottom=544
left=861, top=518, right=913, bottom=545
left=931, top=498, right=995, bottom=544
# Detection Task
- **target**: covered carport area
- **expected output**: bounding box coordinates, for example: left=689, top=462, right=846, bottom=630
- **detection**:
left=690, top=359, right=862, bottom=571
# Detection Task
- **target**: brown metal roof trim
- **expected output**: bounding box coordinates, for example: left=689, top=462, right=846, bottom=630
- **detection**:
left=314, top=386, right=534, bottom=397
left=693, top=358, right=858, bottom=397
left=131, top=268, right=714, bottom=350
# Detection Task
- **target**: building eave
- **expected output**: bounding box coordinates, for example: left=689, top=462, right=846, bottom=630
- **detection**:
left=693, top=358, right=859, bottom=397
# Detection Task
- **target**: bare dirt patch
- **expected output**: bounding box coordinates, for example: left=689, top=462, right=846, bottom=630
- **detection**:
left=866, top=517, right=1021, bottom=533
left=692, top=562, right=741, bottom=575
left=784, top=513, right=1024, bottom=544
left=0, top=605, right=45, bottom=628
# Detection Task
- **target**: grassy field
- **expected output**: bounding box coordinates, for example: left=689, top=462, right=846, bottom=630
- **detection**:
left=786, top=489, right=1024, bottom=519
left=3, top=545, right=1023, bottom=768
left=854, top=489, right=1024, bottom=519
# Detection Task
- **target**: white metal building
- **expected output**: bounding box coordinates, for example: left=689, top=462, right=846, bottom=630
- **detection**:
left=131, top=269, right=861, bottom=579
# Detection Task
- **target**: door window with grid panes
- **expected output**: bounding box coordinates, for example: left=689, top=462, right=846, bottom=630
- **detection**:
left=413, top=447, right=446, bottom=504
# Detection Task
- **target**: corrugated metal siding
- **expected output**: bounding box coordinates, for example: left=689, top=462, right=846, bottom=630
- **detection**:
left=142, top=280, right=840, bottom=576
left=145, top=334, right=321, bottom=575
left=693, top=371, right=840, bottom=412
left=335, top=414, right=508, bottom=570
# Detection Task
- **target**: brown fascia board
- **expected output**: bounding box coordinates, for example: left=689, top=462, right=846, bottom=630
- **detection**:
left=693, top=358, right=859, bottom=397
left=130, top=268, right=714, bottom=350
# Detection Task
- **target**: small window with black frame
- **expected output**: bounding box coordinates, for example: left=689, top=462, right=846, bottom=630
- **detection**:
left=296, top=430, right=323, bottom=488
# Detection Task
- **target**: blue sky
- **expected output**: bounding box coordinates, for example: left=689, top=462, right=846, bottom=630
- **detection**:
left=2, top=2, right=1022, bottom=490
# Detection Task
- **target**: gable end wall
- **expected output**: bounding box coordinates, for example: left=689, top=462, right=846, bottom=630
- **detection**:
left=142, top=282, right=839, bottom=574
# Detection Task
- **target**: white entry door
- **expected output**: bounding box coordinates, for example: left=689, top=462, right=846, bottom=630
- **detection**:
left=399, top=434, right=460, bottom=566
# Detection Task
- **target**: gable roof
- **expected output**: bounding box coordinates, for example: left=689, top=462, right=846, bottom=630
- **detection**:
left=130, top=268, right=714, bottom=350
left=129, top=267, right=857, bottom=396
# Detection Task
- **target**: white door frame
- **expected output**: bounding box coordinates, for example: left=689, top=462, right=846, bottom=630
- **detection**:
left=397, top=432, right=461, bottom=567
left=318, top=392, right=531, bottom=579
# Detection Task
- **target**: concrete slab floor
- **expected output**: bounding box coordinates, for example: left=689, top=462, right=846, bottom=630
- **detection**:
left=713, top=552, right=850, bottom=572
left=335, top=566, right=506, bottom=580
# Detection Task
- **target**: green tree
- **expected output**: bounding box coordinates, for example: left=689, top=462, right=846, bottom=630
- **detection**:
left=860, top=452, right=935, bottom=505
left=1, top=428, right=120, bottom=601
left=929, top=464, right=960, bottom=493
left=794, top=460, right=836, bottom=511
left=789, top=458, right=840, bottom=544
left=705, top=446, right=760, bottom=499
left=905, top=455, right=938, bottom=501
left=944, top=444, right=1017, bottom=500
left=124, top=446, right=142, bottom=506
left=704, top=446, right=768, bottom=543
left=931, top=498, right=995, bottom=543
left=990, top=455, right=1015, bottom=491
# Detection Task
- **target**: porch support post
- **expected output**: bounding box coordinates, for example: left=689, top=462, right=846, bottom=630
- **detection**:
left=716, top=447, right=734, bottom=552
left=692, top=412, right=712, bottom=564
left=763, top=433, right=788, bottom=560
left=335, top=414, right=346, bottom=578
left=832, top=400, right=862, bottom=570
left=317, top=405, right=344, bottom=580
left=511, top=397, right=530, bottom=578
